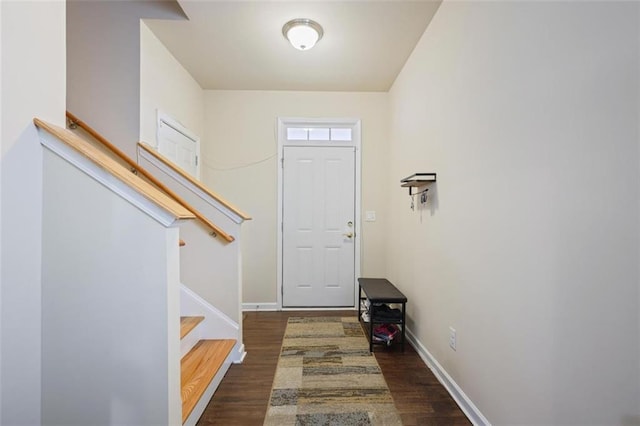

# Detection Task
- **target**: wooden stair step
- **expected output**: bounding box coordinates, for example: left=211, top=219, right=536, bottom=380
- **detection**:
left=181, top=339, right=236, bottom=424
left=180, top=316, right=205, bottom=339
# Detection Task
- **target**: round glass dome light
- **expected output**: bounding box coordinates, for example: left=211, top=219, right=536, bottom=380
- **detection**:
left=282, top=19, right=323, bottom=51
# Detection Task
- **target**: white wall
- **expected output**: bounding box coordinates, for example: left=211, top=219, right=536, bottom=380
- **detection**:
left=0, top=1, right=65, bottom=424
left=67, top=0, right=186, bottom=159
left=387, top=1, right=640, bottom=424
left=139, top=25, right=246, bottom=320
left=137, top=151, right=243, bottom=323
left=140, top=21, right=204, bottom=148
left=203, top=90, right=389, bottom=304
left=41, top=148, right=181, bottom=426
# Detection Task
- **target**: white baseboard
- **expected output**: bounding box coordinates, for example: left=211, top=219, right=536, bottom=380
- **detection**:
left=242, top=303, right=358, bottom=311
left=405, top=327, right=491, bottom=426
left=242, top=303, right=279, bottom=311
left=282, top=306, right=356, bottom=311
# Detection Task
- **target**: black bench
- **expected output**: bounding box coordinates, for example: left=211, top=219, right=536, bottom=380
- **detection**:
left=358, top=278, right=407, bottom=352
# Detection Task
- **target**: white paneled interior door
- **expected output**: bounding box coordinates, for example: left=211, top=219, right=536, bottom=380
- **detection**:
left=282, top=146, right=356, bottom=307
left=157, top=112, right=200, bottom=179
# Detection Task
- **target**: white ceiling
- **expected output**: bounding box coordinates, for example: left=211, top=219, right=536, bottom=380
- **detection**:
left=145, top=1, right=442, bottom=92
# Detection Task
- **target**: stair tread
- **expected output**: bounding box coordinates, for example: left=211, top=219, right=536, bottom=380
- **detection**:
left=181, top=339, right=236, bottom=424
left=180, top=316, right=205, bottom=339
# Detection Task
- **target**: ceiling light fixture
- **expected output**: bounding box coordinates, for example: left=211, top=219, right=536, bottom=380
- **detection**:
left=282, top=19, right=323, bottom=51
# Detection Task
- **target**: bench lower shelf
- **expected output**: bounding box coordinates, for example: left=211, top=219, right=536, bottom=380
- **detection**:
left=359, top=317, right=405, bottom=351
left=358, top=278, right=407, bottom=352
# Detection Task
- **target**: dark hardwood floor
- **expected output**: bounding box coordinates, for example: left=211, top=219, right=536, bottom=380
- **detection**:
left=197, top=310, right=471, bottom=425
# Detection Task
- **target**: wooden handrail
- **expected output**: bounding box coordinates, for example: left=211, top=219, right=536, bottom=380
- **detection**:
left=34, top=119, right=195, bottom=221
left=66, top=111, right=138, bottom=174
left=138, top=142, right=251, bottom=221
left=65, top=111, right=235, bottom=243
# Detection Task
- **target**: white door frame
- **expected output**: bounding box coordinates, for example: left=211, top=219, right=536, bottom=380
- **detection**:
left=276, top=117, right=362, bottom=310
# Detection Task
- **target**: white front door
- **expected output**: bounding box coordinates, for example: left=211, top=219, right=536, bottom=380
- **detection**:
left=157, top=113, right=200, bottom=179
left=282, top=146, right=356, bottom=307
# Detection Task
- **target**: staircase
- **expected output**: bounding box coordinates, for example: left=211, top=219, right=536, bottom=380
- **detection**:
left=35, top=116, right=249, bottom=425
left=180, top=316, right=235, bottom=425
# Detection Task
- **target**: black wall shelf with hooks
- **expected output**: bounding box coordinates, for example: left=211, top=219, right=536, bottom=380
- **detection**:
left=400, top=173, right=436, bottom=196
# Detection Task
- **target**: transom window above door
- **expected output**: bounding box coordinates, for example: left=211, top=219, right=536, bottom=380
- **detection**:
left=286, top=127, right=353, bottom=142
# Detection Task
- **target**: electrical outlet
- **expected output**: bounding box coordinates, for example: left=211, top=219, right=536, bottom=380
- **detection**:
left=449, top=327, right=457, bottom=351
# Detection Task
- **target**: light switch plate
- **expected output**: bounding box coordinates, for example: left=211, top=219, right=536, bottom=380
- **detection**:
left=365, top=211, right=376, bottom=222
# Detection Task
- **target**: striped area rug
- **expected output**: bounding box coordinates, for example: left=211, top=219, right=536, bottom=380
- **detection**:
left=264, top=316, right=402, bottom=426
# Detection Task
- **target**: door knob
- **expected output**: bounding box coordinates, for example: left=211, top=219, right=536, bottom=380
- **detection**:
left=343, top=232, right=354, bottom=239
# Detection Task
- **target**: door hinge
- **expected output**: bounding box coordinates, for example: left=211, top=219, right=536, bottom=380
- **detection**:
left=195, top=155, right=198, bottom=166
left=281, top=157, right=284, bottom=168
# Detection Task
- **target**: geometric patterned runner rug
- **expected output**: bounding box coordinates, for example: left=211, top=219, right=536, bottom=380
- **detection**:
left=263, top=316, right=403, bottom=426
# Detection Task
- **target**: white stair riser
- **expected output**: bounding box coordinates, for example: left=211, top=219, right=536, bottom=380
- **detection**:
left=180, top=323, right=203, bottom=359
left=180, top=284, right=245, bottom=363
